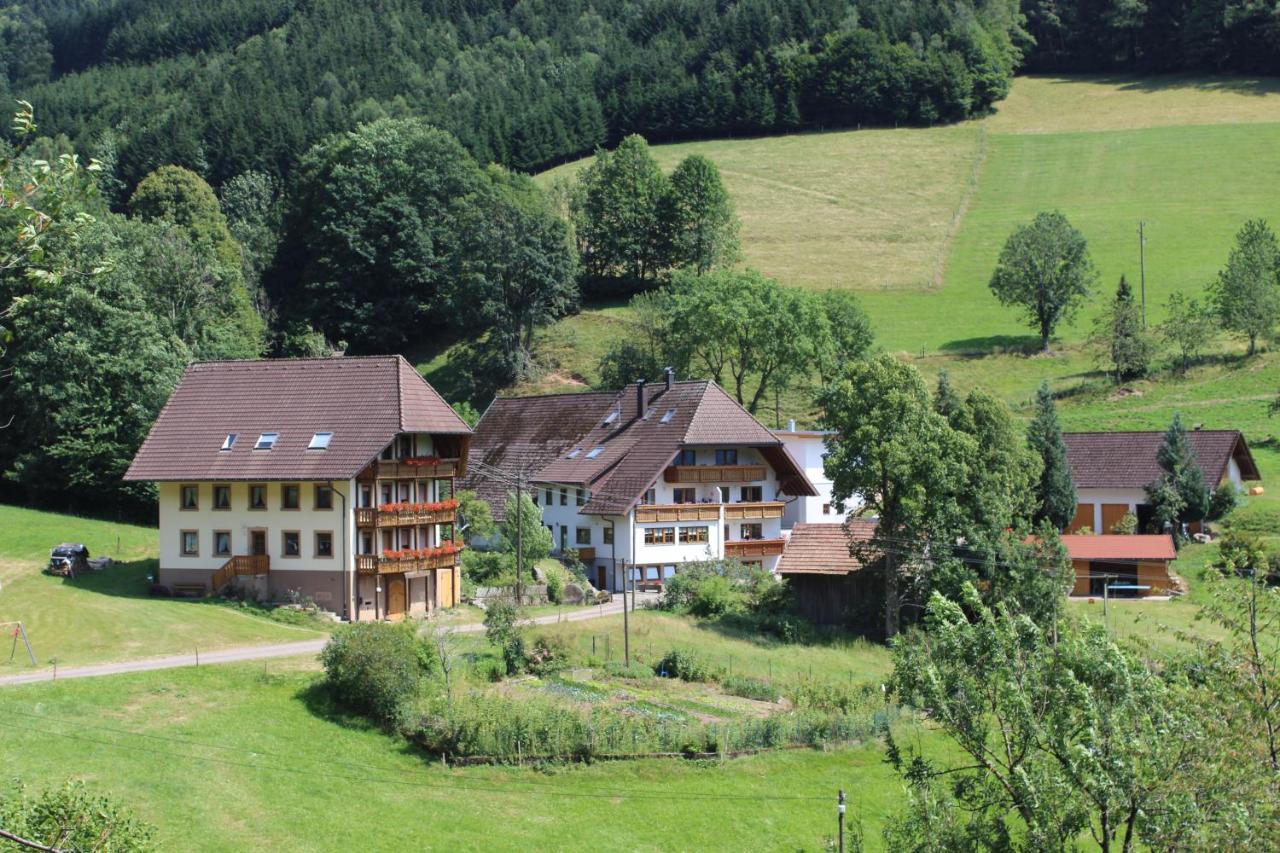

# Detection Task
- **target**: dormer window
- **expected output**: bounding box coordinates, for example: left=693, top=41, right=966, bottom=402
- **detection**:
left=254, top=432, right=278, bottom=450
left=308, top=432, right=333, bottom=450
left=220, top=434, right=237, bottom=451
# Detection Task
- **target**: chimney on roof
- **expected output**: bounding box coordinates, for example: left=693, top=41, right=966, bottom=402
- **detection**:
left=635, top=379, right=646, bottom=418
left=664, top=366, right=674, bottom=392
left=787, top=419, right=796, bottom=432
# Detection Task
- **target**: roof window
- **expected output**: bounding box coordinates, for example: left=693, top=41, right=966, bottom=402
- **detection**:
left=566, top=448, right=582, bottom=459
left=644, top=407, right=656, bottom=420
left=253, top=432, right=279, bottom=450
left=586, top=447, right=604, bottom=459
left=308, top=432, right=333, bottom=450
left=603, top=410, right=619, bottom=425
left=660, top=409, right=676, bottom=424
left=220, top=433, right=237, bottom=451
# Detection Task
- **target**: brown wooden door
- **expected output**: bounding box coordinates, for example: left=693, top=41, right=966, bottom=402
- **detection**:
left=386, top=576, right=406, bottom=621
left=250, top=529, right=267, bottom=555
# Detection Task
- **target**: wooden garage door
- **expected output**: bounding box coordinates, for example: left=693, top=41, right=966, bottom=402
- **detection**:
left=1101, top=504, right=1130, bottom=534
left=1068, top=504, right=1093, bottom=534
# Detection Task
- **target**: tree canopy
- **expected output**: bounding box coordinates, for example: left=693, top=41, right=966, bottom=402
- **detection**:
left=1209, top=218, right=1280, bottom=356
left=989, top=211, right=1097, bottom=351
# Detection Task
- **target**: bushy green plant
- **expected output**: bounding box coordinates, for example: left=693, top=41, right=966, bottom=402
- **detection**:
left=546, top=570, right=563, bottom=604
left=484, top=599, right=527, bottom=675
left=654, top=648, right=718, bottom=682
left=721, top=675, right=780, bottom=702
left=527, top=635, right=570, bottom=677
left=319, top=622, right=436, bottom=722
left=662, top=558, right=779, bottom=618
left=789, top=680, right=877, bottom=715
left=461, top=549, right=514, bottom=587
left=1208, top=482, right=1239, bottom=521
left=0, top=780, right=155, bottom=851
left=1110, top=511, right=1138, bottom=535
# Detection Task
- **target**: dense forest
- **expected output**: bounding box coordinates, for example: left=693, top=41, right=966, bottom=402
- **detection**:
left=2, top=0, right=1026, bottom=189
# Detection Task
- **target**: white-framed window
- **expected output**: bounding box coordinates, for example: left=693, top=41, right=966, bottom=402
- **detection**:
left=308, top=432, right=333, bottom=450
left=254, top=432, right=279, bottom=450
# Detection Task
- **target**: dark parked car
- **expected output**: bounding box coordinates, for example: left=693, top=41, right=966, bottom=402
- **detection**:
left=46, top=543, right=90, bottom=578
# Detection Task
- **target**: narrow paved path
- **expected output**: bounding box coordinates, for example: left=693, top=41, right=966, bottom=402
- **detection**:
left=0, top=596, right=649, bottom=687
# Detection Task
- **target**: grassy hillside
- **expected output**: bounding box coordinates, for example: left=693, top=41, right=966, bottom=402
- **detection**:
left=0, top=505, right=325, bottom=671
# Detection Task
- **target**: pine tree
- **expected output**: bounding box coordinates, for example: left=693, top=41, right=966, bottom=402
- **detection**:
left=1099, top=274, right=1153, bottom=382
left=933, top=370, right=969, bottom=431
left=1027, top=381, right=1077, bottom=530
left=1145, top=413, right=1211, bottom=543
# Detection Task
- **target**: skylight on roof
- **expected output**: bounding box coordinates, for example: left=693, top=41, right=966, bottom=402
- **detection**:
left=603, top=410, right=619, bottom=425
left=567, top=448, right=582, bottom=459
left=220, top=433, right=237, bottom=451
left=586, top=447, right=604, bottom=459
left=308, top=432, right=333, bottom=450
left=660, top=409, right=676, bottom=424
left=644, top=407, right=656, bottom=420
left=254, top=432, right=278, bottom=450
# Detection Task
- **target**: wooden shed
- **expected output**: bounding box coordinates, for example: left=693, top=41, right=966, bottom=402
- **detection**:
left=776, top=521, right=882, bottom=632
left=1062, top=534, right=1178, bottom=597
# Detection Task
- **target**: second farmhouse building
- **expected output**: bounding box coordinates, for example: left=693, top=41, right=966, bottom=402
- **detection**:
left=461, top=374, right=817, bottom=591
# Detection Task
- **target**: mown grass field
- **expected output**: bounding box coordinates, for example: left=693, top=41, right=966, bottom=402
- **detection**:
left=0, top=505, right=325, bottom=672
left=0, top=654, right=934, bottom=851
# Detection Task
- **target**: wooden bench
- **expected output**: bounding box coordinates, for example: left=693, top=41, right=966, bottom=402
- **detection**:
left=172, top=583, right=208, bottom=598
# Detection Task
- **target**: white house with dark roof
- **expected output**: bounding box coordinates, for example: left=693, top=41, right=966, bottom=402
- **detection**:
left=126, top=356, right=471, bottom=620
left=1063, top=429, right=1260, bottom=534
left=461, top=372, right=817, bottom=592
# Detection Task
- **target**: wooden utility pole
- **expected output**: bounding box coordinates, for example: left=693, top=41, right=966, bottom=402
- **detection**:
left=837, top=789, right=846, bottom=853
left=1138, top=221, right=1147, bottom=328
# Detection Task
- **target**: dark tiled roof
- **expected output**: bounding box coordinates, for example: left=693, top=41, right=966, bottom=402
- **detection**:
left=1063, top=430, right=1260, bottom=490
left=460, top=380, right=815, bottom=521
left=125, top=356, right=469, bottom=482
left=776, top=521, right=878, bottom=575
left=1062, top=534, right=1176, bottom=562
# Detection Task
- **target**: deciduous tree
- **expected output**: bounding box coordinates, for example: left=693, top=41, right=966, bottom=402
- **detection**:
left=1158, top=291, right=1214, bottom=373
left=989, top=211, right=1097, bottom=352
left=668, top=154, right=739, bottom=274
left=1209, top=218, right=1280, bottom=356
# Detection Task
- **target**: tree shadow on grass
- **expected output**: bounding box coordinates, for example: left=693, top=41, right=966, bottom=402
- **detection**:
left=296, top=679, right=386, bottom=733
left=58, top=557, right=158, bottom=599
left=688, top=612, right=880, bottom=651
left=1062, top=74, right=1280, bottom=98
left=937, top=335, right=1044, bottom=358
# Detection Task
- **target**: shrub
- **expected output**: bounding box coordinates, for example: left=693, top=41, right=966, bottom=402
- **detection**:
left=0, top=780, right=155, bottom=851
left=546, top=571, right=563, bottom=604
left=527, top=635, right=570, bottom=676
left=654, top=648, right=717, bottom=682
left=721, top=675, right=780, bottom=702
left=320, top=622, right=435, bottom=722
left=484, top=599, right=527, bottom=675
left=662, top=557, right=780, bottom=618
left=1109, top=511, right=1138, bottom=535
left=789, top=680, right=877, bottom=715
left=1208, top=482, right=1239, bottom=521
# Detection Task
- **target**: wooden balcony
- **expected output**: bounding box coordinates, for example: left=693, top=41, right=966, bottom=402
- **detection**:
left=356, top=506, right=456, bottom=528
left=724, top=538, right=786, bottom=558
left=635, top=504, right=721, bottom=523
left=723, top=501, right=785, bottom=521
left=356, top=551, right=461, bottom=575
left=664, top=464, right=766, bottom=484
left=375, top=458, right=461, bottom=479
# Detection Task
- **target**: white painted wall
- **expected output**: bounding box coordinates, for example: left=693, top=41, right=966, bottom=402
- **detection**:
left=774, top=431, right=857, bottom=526
left=158, top=481, right=348, bottom=573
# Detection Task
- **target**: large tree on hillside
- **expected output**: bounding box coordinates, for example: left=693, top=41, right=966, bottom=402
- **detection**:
left=665, top=269, right=828, bottom=414
left=574, top=135, right=673, bottom=285
left=819, top=354, right=971, bottom=638
left=668, top=154, right=739, bottom=275
left=282, top=118, right=489, bottom=350
left=989, top=211, right=1097, bottom=351
left=1027, top=381, right=1077, bottom=530
left=1209, top=218, right=1280, bottom=356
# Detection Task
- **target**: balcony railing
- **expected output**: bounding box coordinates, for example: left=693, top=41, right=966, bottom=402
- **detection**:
left=356, top=549, right=462, bottom=575
left=635, top=504, right=721, bottom=523
left=722, top=501, right=785, bottom=521
left=664, top=464, right=766, bottom=484
left=375, top=458, right=461, bottom=479
left=633, top=501, right=784, bottom=523
left=724, top=538, right=786, bottom=558
left=356, top=504, right=458, bottom=528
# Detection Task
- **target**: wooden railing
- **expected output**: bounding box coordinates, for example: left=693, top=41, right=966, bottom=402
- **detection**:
left=211, top=554, right=270, bottom=591
left=356, top=506, right=456, bottom=527
left=724, top=538, right=786, bottom=558
left=356, top=551, right=462, bottom=575
left=635, top=504, right=721, bottom=523
left=356, top=507, right=377, bottom=526
left=723, top=501, right=785, bottom=521
left=664, top=464, right=766, bottom=484
left=633, top=501, right=783, bottom=523
left=375, top=458, right=461, bottom=479
left=576, top=547, right=596, bottom=563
